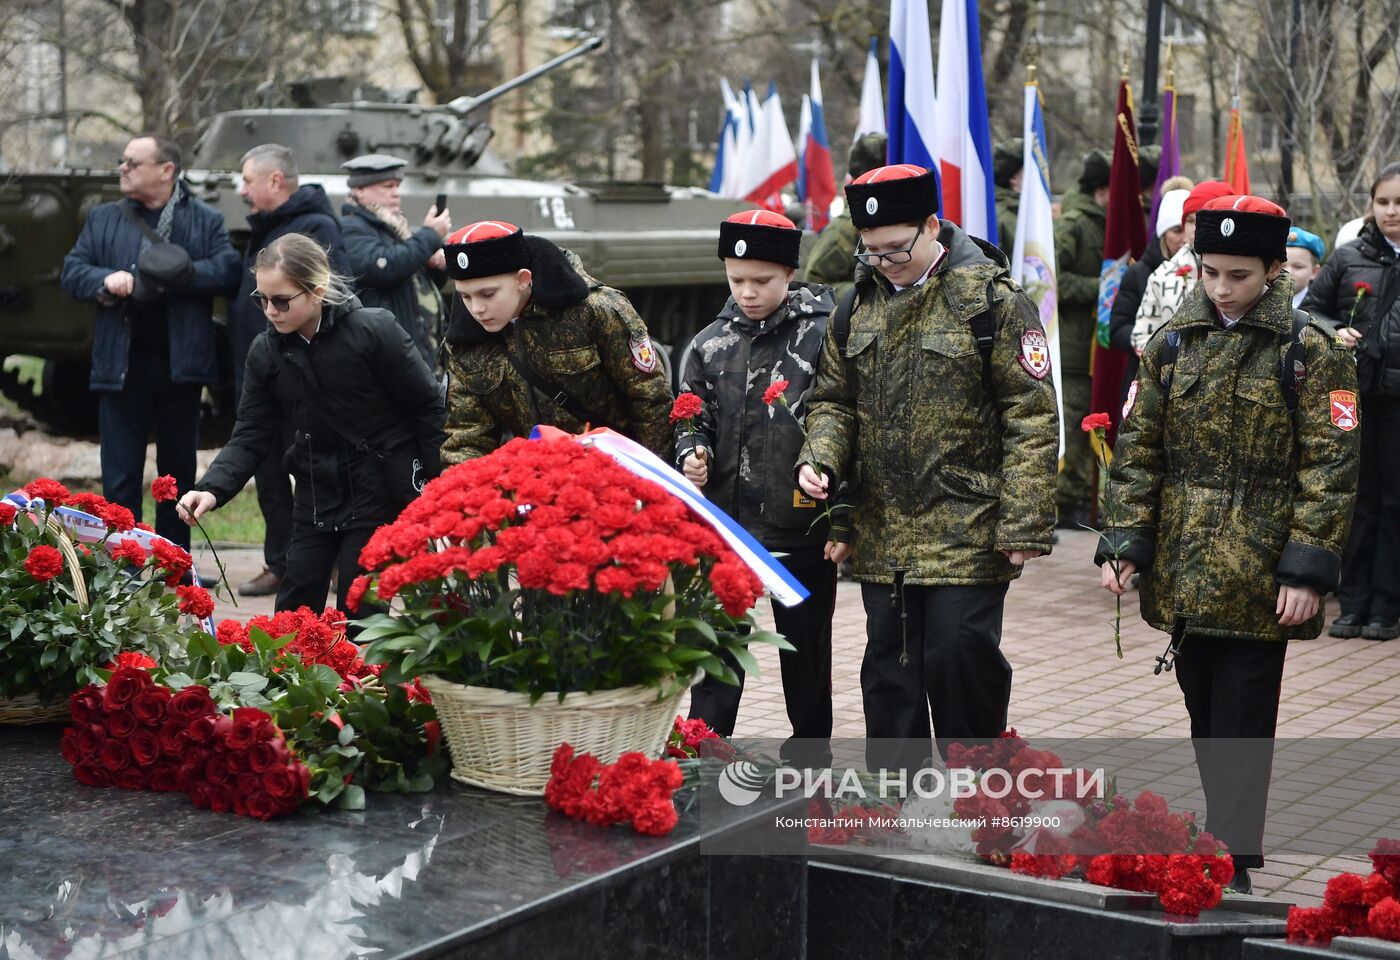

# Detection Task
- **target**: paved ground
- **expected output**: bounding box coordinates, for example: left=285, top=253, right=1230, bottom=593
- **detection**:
left=199, top=528, right=1400, bottom=906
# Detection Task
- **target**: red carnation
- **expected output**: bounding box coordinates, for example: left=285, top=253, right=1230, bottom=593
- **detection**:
left=1326, top=872, right=1368, bottom=908
left=762, top=379, right=791, bottom=407
left=1081, top=412, right=1113, bottom=433
left=97, top=502, right=136, bottom=532
left=669, top=392, right=703, bottom=423
left=1175, top=264, right=1193, bottom=277
left=630, top=798, right=679, bottom=836
left=24, top=544, right=65, bottom=582
left=1372, top=898, right=1400, bottom=942
left=152, top=539, right=193, bottom=582
left=23, top=478, right=69, bottom=506
left=110, top=540, right=148, bottom=567
left=1356, top=281, right=1374, bottom=297
left=176, top=584, right=215, bottom=620
left=215, top=619, right=251, bottom=651
left=151, top=475, right=179, bottom=502
left=0, top=502, right=17, bottom=526
left=107, top=651, right=158, bottom=672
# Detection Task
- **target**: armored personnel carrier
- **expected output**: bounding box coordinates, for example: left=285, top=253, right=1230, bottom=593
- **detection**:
left=0, top=38, right=754, bottom=434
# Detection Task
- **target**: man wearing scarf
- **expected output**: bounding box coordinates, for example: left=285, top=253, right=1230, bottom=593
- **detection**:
left=61, top=134, right=240, bottom=551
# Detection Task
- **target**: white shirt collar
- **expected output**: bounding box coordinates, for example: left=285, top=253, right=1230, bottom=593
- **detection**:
left=298, top=315, right=322, bottom=344
left=891, top=241, right=946, bottom=293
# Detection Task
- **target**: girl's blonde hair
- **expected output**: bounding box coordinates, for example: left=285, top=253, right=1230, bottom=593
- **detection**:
left=252, top=233, right=354, bottom=305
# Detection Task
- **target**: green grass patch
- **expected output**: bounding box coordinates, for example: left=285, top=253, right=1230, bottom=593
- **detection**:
left=141, top=486, right=267, bottom=546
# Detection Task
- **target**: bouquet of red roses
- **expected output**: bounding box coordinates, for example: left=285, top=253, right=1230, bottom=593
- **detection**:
left=353, top=436, right=789, bottom=701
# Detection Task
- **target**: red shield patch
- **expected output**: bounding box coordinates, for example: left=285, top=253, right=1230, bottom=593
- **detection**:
left=1019, top=330, right=1050, bottom=380
left=1330, top=390, right=1358, bottom=432
left=629, top=335, right=659, bottom=373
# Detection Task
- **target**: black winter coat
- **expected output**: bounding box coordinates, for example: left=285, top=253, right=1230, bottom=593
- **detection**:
left=197, top=297, right=447, bottom=531
left=230, top=185, right=350, bottom=395
left=340, top=204, right=444, bottom=365
left=1301, top=222, right=1400, bottom=396
left=1108, top=233, right=1169, bottom=397
left=676, top=281, right=838, bottom=550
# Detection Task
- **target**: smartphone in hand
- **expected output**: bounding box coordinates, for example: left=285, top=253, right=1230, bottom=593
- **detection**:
left=434, top=193, right=447, bottom=216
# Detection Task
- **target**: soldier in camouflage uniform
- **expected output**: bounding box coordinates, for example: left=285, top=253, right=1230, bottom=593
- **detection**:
left=1098, top=196, right=1360, bottom=891
left=439, top=221, right=673, bottom=463
left=993, top=138, right=1023, bottom=255
left=676, top=211, right=839, bottom=759
left=797, top=164, right=1059, bottom=773
left=1054, top=150, right=1111, bottom=527
left=803, top=133, right=888, bottom=301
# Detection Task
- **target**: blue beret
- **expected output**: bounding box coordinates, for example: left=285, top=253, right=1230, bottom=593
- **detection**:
left=1286, top=227, right=1325, bottom=263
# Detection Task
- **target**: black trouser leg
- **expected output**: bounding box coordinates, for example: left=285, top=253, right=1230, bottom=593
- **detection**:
left=254, top=431, right=294, bottom=578
left=98, top=386, right=154, bottom=534
left=334, top=526, right=378, bottom=623
left=1368, top=397, right=1400, bottom=620
left=687, top=646, right=745, bottom=737
left=1338, top=394, right=1383, bottom=618
left=861, top=580, right=1012, bottom=775
left=772, top=547, right=837, bottom=766
left=1174, top=635, right=1287, bottom=869
left=276, top=521, right=338, bottom=613
left=152, top=380, right=201, bottom=552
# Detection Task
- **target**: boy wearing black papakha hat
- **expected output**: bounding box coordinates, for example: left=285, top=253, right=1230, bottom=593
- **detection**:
left=795, top=164, right=1059, bottom=774
left=675, top=211, right=839, bottom=758
left=1098, top=195, right=1360, bottom=892
left=438, top=221, right=673, bottom=462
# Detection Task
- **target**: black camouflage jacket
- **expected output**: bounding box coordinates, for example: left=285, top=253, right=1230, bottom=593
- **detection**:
left=800, top=221, right=1060, bottom=585
left=675, top=282, right=839, bottom=550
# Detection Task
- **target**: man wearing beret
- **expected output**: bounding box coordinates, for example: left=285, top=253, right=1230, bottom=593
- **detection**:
left=1053, top=149, right=1112, bottom=529
left=804, top=133, right=889, bottom=301
left=439, top=221, right=673, bottom=462
left=339, top=154, right=451, bottom=365
left=796, top=164, right=1059, bottom=774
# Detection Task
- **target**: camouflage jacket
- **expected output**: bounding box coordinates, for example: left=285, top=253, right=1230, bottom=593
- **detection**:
left=1054, top=190, right=1107, bottom=374
left=799, top=221, right=1060, bottom=585
left=803, top=213, right=858, bottom=301
left=1099, top=277, right=1360, bottom=641
left=676, top=282, right=839, bottom=550
left=441, top=252, right=673, bottom=464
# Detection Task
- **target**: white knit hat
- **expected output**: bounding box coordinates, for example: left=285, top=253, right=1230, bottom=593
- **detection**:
left=1155, top=188, right=1190, bottom=238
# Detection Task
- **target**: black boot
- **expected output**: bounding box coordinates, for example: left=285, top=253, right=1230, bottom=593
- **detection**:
left=1228, top=868, right=1252, bottom=895
left=1329, top=613, right=1368, bottom=638
left=1362, top=617, right=1400, bottom=641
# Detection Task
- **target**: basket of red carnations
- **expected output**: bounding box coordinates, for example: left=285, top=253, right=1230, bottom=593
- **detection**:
left=353, top=436, right=787, bottom=795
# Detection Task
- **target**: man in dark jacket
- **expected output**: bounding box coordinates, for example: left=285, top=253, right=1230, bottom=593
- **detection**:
left=340, top=154, right=450, bottom=365
left=1053, top=150, right=1110, bottom=527
left=60, top=134, right=240, bottom=550
left=231, top=143, right=351, bottom=597
left=676, top=210, right=839, bottom=755
left=1106, top=185, right=1189, bottom=401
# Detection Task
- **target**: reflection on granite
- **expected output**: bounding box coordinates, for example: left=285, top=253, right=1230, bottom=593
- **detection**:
left=0, top=727, right=802, bottom=959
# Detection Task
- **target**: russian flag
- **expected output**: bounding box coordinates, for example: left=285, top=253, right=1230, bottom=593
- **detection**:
left=737, top=83, right=798, bottom=211
left=708, top=83, right=737, bottom=195
left=888, top=0, right=939, bottom=176
left=934, top=0, right=997, bottom=242
left=801, top=59, right=836, bottom=231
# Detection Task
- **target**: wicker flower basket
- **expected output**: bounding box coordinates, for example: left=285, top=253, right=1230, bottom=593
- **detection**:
left=421, top=675, right=691, bottom=796
left=0, top=513, right=89, bottom=725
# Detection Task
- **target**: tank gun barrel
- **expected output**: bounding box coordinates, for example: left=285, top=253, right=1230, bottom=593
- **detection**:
left=442, top=35, right=603, bottom=117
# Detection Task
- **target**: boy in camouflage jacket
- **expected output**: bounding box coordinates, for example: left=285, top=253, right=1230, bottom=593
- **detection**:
left=1098, top=196, right=1360, bottom=890
left=677, top=211, right=838, bottom=759
left=797, top=165, right=1060, bottom=774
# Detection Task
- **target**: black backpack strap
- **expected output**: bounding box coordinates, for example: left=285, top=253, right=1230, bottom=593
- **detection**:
left=830, top=286, right=859, bottom=353
left=969, top=280, right=997, bottom=393
left=503, top=339, right=602, bottom=427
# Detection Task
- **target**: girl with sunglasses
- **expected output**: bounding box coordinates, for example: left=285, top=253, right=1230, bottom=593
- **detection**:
left=177, top=233, right=446, bottom=616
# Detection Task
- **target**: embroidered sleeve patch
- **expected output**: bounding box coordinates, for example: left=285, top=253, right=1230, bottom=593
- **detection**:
left=1019, top=330, right=1050, bottom=380
left=629, top=335, right=659, bottom=373
left=1330, top=390, right=1358, bottom=431
left=1122, top=380, right=1139, bottom=421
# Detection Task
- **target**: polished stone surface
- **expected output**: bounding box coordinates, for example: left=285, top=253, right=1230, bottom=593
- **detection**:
left=1244, top=938, right=1400, bottom=959
left=0, top=727, right=802, bottom=959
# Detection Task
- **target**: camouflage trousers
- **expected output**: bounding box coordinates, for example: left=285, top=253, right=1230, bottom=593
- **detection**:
left=1057, top=371, right=1094, bottom=512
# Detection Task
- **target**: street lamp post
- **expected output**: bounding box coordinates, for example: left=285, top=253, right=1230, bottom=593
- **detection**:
left=1139, top=0, right=1164, bottom=146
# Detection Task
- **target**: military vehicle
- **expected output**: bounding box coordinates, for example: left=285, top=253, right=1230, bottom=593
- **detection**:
left=0, top=37, right=758, bottom=435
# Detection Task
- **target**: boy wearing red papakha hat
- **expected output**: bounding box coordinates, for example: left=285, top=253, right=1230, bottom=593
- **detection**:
left=795, top=164, right=1059, bottom=775
left=674, top=210, right=839, bottom=761
left=438, top=221, right=673, bottom=461
left=1099, top=194, right=1360, bottom=892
